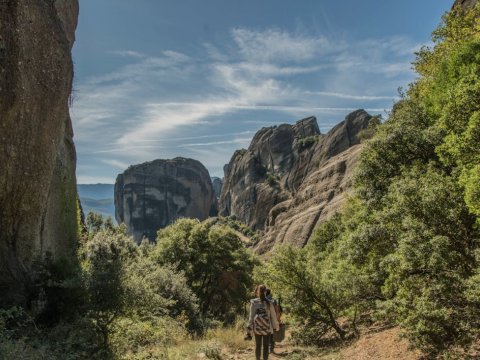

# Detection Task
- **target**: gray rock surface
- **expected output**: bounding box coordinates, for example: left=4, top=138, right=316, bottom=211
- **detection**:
left=115, top=158, right=217, bottom=243
left=219, top=110, right=372, bottom=253
left=0, top=0, right=79, bottom=305
left=211, top=177, right=223, bottom=200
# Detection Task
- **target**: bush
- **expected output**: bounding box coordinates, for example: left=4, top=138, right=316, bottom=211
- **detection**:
left=109, top=316, right=187, bottom=359
left=266, top=172, right=280, bottom=186
left=153, top=219, right=258, bottom=323
left=294, top=135, right=318, bottom=152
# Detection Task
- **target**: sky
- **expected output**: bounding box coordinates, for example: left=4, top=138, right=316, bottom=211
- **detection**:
left=72, top=0, right=454, bottom=184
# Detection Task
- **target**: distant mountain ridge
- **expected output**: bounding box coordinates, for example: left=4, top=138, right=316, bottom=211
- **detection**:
left=78, top=184, right=115, bottom=220
left=78, top=183, right=114, bottom=199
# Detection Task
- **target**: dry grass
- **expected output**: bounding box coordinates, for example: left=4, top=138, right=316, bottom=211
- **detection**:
left=340, top=327, right=421, bottom=360
left=151, top=325, right=423, bottom=360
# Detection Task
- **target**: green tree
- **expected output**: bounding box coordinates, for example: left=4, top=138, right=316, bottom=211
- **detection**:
left=153, top=219, right=258, bottom=322
left=82, top=230, right=139, bottom=347
left=274, top=5, right=480, bottom=356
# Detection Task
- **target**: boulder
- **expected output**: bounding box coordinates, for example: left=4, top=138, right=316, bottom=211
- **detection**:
left=0, top=0, right=79, bottom=306
left=115, top=158, right=217, bottom=243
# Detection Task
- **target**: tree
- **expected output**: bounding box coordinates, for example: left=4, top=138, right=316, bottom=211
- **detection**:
left=152, top=219, right=258, bottom=322
left=82, top=230, right=139, bottom=347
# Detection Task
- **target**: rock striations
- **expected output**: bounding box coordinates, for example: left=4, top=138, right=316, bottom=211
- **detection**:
left=115, top=158, right=217, bottom=243
left=219, top=110, right=373, bottom=254
left=0, top=0, right=79, bottom=305
left=211, top=177, right=223, bottom=200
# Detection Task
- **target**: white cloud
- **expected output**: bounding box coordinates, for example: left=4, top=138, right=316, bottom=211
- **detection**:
left=73, top=26, right=421, bottom=182
left=110, top=50, right=146, bottom=58
left=180, top=137, right=253, bottom=148
left=163, top=50, right=191, bottom=62
left=232, top=28, right=330, bottom=62
left=305, top=91, right=396, bottom=101
left=116, top=101, right=234, bottom=145
left=100, top=159, right=130, bottom=169
left=77, top=175, right=117, bottom=184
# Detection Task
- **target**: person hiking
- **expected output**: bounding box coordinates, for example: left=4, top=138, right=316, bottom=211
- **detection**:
left=247, top=284, right=279, bottom=360
left=266, top=288, right=282, bottom=353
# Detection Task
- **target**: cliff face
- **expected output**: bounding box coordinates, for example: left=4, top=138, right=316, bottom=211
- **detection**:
left=115, top=158, right=217, bottom=243
left=211, top=177, right=223, bottom=200
left=219, top=110, right=372, bottom=253
left=0, top=0, right=79, bottom=305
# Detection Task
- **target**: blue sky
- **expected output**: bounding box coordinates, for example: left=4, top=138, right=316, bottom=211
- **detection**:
left=72, top=0, right=453, bottom=183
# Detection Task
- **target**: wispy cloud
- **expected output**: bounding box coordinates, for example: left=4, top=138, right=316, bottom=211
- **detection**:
left=305, top=91, right=396, bottom=101
left=100, top=158, right=131, bottom=169
left=110, top=50, right=147, bottom=58
left=232, top=28, right=332, bottom=62
left=72, top=26, right=420, bottom=180
left=180, top=137, right=252, bottom=148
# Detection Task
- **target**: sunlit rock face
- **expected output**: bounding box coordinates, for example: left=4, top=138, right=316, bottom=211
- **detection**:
left=0, top=0, right=79, bottom=306
left=115, top=158, right=217, bottom=243
left=219, top=110, right=373, bottom=254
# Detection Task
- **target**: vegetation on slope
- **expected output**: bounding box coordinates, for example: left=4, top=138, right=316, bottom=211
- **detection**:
left=259, top=4, right=480, bottom=358
left=0, top=214, right=257, bottom=359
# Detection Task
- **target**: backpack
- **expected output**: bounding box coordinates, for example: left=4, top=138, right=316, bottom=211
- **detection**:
left=253, top=303, right=271, bottom=335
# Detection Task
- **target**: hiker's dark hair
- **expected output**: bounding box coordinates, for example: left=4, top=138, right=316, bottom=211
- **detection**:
left=266, top=288, right=271, bottom=297
left=256, top=284, right=268, bottom=304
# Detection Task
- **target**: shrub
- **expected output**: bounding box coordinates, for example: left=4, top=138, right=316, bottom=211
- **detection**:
left=294, top=135, right=318, bottom=152
left=153, top=219, right=258, bottom=323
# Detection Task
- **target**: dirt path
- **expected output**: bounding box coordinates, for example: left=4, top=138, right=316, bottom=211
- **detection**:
left=220, top=332, right=341, bottom=360
left=222, top=341, right=298, bottom=360
left=219, top=327, right=422, bottom=360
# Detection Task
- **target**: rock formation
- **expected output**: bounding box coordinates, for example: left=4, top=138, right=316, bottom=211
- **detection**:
left=115, top=158, right=217, bottom=243
left=219, top=110, right=372, bottom=253
left=211, top=177, right=223, bottom=200
left=0, top=0, right=79, bottom=305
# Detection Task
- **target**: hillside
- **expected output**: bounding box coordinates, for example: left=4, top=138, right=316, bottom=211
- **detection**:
left=78, top=184, right=115, bottom=220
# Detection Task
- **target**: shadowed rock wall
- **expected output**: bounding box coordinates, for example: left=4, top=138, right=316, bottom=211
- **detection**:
left=0, top=0, right=79, bottom=305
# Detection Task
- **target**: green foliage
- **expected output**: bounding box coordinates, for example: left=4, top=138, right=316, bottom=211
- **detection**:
left=261, top=5, right=480, bottom=357
left=31, top=253, right=85, bottom=325
left=82, top=230, right=140, bottom=344
left=357, top=114, right=382, bottom=142
left=294, top=135, right=319, bottom=152
left=86, top=211, right=117, bottom=234
left=109, top=316, right=187, bottom=359
left=414, top=4, right=480, bottom=220
left=80, top=225, right=203, bottom=348
left=0, top=306, right=100, bottom=360
left=376, top=166, right=478, bottom=355
left=153, top=218, right=258, bottom=323
left=199, top=343, right=222, bottom=359
left=217, top=216, right=259, bottom=243
left=355, top=98, right=438, bottom=206
left=266, top=172, right=280, bottom=186
left=257, top=245, right=349, bottom=343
